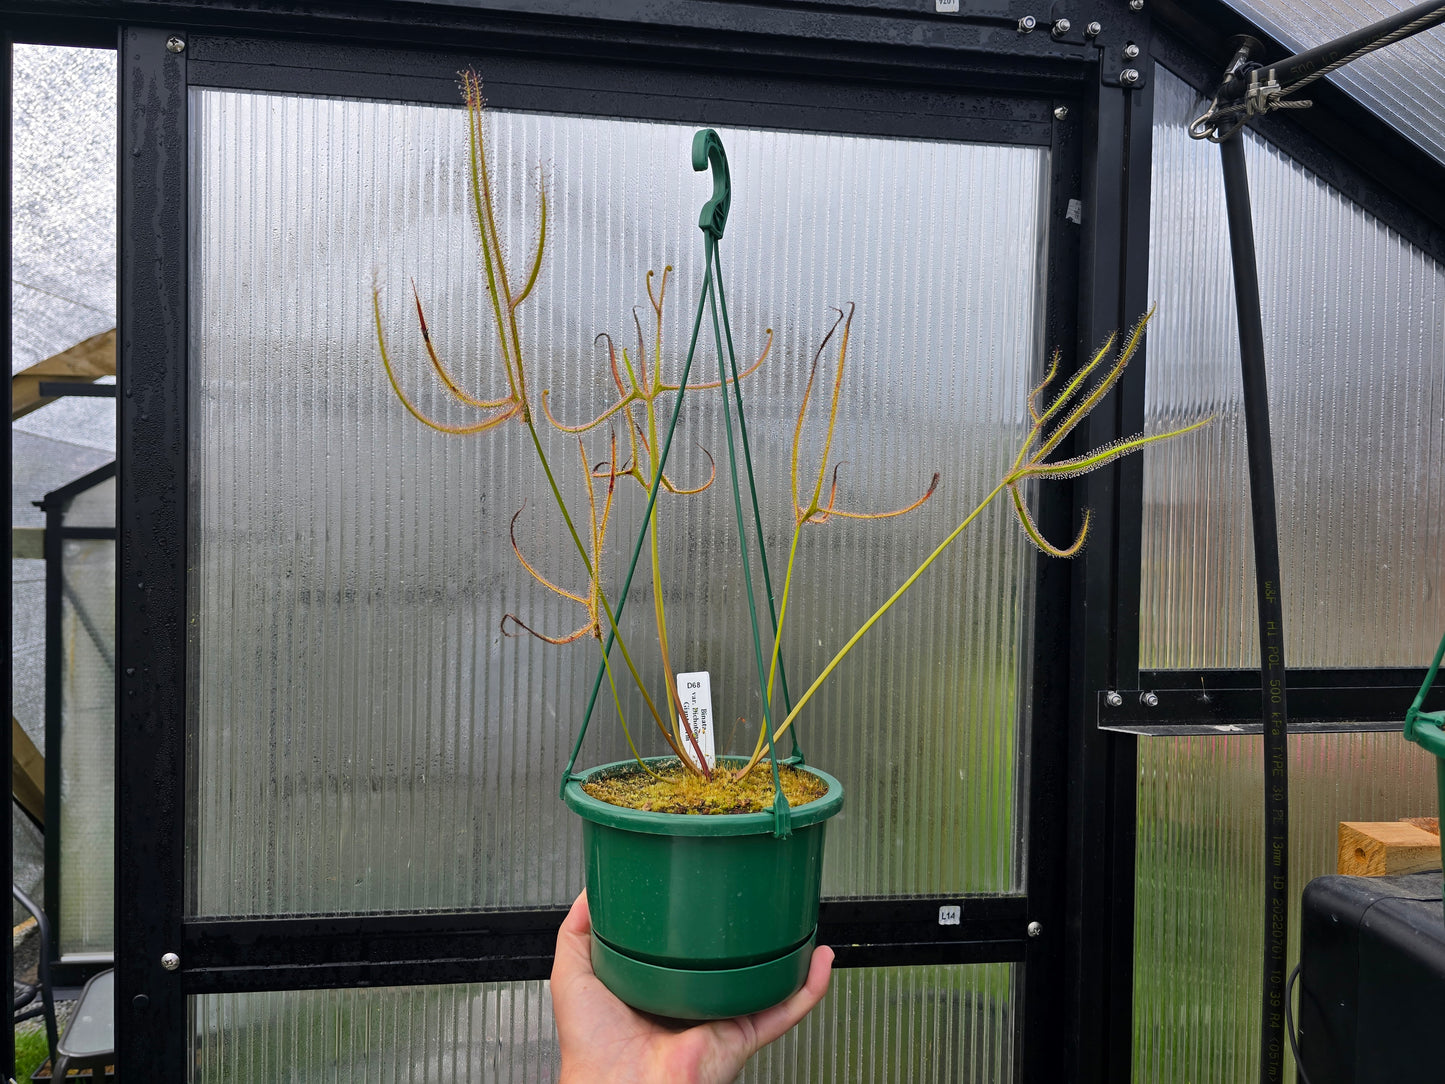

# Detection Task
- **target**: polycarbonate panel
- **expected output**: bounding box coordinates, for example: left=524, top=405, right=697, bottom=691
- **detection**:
left=191, top=964, right=1016, bottom=1083
left=1132, top=731, right=1439, bottom=1083
left=1223, top=0, right=1445, bottom=168
left=1141, top=66, right=1445, bottom=672
left=189, top=89, right=1047, bottom=915
left=57, top=536, right=116, bottom=955
left=10, top=44, right=116, bottom=377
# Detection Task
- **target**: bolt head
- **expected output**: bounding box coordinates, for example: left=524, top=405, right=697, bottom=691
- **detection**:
left=1123, top=42, right=1141, bottom=58
left=1105, top=690, right=1124, bottom=708
left=1121, top=68, right=1140, bottom=84
left=1051, top=18, right=1071, bottom=36
left=1018, top=15, right=1037, bottom=32
left=1053, top=106, right=1069, bottom=120
left=1142, top=691, right=1160, bottom=707
left=165, top=36, right=185, bottom=53
left=1129, top=0, right=1144, bottom=8
left=1086, top=21, right=1103, bottom=36
left=161, top=952, right=180, bottom=971
left=1027, top=921, right=1043, bottom=938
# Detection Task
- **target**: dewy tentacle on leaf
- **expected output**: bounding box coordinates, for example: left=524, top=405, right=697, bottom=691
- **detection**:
left=375, top=71, right=692, bottom=777
left=749, top=302, right=940, bottom=772
left=739, top=307, right=1213, bottom=778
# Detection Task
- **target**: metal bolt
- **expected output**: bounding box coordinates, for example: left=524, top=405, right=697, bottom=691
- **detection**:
left=1121, top=68, right=1140, bottom=85
left=1123, top=42, right=1141, bottom=58
left=1053, top=106, right=1069, bottom=120
left=1086, top=21, right=1103, bottom=37
left=1051, top=18, right=1071, bottom=37
left=161, top=952, right=180, bottom=971
left=1027, top=921, right=1043, bottom=938
left=1142, top=691, right=1160, bottom=707
left=1129, top=0, right=1144, bottom=9
left=1105, top=690, right=1124, bottom=708
left=165, top=36, right=185, bottom=53
left=1017, top=15, right=1037, bottom=32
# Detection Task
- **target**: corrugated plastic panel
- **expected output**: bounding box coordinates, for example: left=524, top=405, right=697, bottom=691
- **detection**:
left=191, top=964, right=1016, bottom=1083
left=1132, top=731, right=1439, bottom=1083
left=57, top=536, right=115, bottom=957
left=1224, top=0, right=1445, bottom=168
left=188, top=88, right=1047, bottom=915
left=1141, top=66, right=1445, bottom=672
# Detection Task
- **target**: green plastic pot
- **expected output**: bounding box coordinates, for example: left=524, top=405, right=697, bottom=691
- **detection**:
left=563, top=757, right=844, bottom=1020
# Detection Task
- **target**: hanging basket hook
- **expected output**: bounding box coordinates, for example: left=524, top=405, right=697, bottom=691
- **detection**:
left=692, top=128, right=731, bottom=240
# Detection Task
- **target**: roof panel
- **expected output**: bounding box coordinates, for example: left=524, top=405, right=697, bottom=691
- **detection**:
left=11, top=44, right=116, bottom=376
left=1224, top=0, right=1445, bottom=166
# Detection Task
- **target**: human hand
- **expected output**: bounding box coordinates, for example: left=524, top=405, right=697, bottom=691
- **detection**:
left=551, top=890, right=834, bottom=1084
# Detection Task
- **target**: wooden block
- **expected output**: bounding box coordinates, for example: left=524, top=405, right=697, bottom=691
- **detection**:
left=1338, top=821, right=1443, bottom=876
left=1400, top=817, right=1440, bottom=836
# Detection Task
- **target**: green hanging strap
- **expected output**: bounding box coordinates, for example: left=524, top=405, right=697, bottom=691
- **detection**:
left=1403, top=628, right=1445, bottom=921
left=562, top=130, right=800, bottom=838
left=694, top=130, right=790, bottom=837
left=1405, top=627, right=1445, bottom=749
left=560, top=223, right=716, bottom=795
left=710, top=250, right=803, bottom=766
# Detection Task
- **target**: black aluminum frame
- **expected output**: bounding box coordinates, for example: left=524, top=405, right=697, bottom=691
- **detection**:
left=103, top=12, right=1125, bottom=1078
left=38, top=460, right=117, bottom=988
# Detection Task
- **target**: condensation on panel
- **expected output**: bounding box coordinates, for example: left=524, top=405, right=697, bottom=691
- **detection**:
left=1131, top=731, right=1439, bottom=1083
left=189, top=88, right=1048, bottom=916
left=191, top=965, right=1016, bottom=1083
left=1141, top=66, right=1445, bottom=672
left=742, top=963, right=1016, bottom=1084
left=191, top=983, right=555, bottom=1084
left=10, top=44, right=116, bottom=376
left=58, top=536, right=115, bottom=955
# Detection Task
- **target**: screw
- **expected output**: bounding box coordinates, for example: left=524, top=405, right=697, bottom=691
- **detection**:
left=1051, top=18, right=1071, bottom=37
left=1142, top=691, right=1160, bottom=707
left=1018, top=15, right=1037, bottom=32
left=1086, top=21, right=1103, bottom=37
left=1027, top=921, right=1043, bottom=938
left=1105, top=690, right=1124, bottom=708
left=165, top=36, right=185, bottom=53
left=1053, top=106, right=1069, bottom=120
left=1121, top=68, right=1140, bottom=85
left=1129, top=0, right=1144, bottom=9
left=1123, top=42, right=1141, bottom=58
left=161, top=952, right=180, bottom=971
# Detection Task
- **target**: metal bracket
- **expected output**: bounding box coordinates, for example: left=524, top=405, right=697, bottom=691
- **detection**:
left=1096, top=673, right=1445, bottom=735
left=1100, top=37, right=1148, bottom=87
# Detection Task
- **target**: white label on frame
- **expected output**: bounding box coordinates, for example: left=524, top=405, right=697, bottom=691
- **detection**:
left=676, top=671, right=716, bottom=771
left=938, top=905, right=962, bottom=926
left=936, top=0, right=960, bottom=11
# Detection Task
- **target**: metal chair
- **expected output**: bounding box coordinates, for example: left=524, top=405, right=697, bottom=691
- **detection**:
left=12, top=884, right=60, bottom=1067
left=11, top=884, right=115, bottom=1080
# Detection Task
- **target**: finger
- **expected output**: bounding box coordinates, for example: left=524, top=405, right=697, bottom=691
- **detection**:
left=746, top=944, right=834, bottom=1048
left=560, top=889, right=591, bottom=935
left=551, top=890, right=593, bottom=983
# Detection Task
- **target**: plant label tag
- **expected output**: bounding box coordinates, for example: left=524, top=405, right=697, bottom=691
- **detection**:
left=938, top=905, right=961, bottom=926
left=676, top=671, right=716, bottom=771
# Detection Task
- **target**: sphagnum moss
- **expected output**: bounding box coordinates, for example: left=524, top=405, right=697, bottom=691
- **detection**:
left=583, top=760, right=826, bottom=814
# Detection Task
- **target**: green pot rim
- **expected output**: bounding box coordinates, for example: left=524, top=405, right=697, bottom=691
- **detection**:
left=563, top=756, right=844, bottom=837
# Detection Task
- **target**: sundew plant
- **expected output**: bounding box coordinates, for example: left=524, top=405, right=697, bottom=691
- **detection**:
left=375, top=72, right=1210, bottom=790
